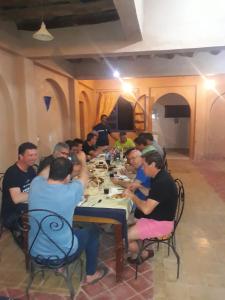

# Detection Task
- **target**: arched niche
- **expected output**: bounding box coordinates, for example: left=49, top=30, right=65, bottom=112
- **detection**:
left=0, top=76, right=16, bottom=171
left=78, top=91, right=90, bottom=139
left=208, top=92, right=225, bottom=158
left=151, top=87, right=196, bottom=159
left=37, top=78, right=69, bottom=156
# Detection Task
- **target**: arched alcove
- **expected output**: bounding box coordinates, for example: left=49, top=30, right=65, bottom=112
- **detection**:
left=208, top=93, right=225, bottom=158
left=0, top=76, right=16, bottom=171
left=152, top=93, right=191, bottom=158
left=37, top=78, right=69, bottom=156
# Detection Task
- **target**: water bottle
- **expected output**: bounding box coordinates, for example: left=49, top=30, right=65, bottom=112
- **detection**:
left=105, top=152, right=111, bottom=166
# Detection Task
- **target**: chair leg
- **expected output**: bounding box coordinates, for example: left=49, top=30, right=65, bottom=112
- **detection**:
left=64, top=265, right=75, bottom=300
left=168, top=239, right=171, bottom=256
left=79, top=257, right=84, bottom=282
left=26, top=263, right=35, bottom=297
left=135, top=262, right=138, bottom=280
left=170, top=244, right=180, bottom=279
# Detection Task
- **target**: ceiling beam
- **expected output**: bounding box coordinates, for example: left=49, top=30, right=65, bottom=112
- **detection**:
left=113, top=0, right=143, bottom=41
left=0, top=0, right=115, bottom=21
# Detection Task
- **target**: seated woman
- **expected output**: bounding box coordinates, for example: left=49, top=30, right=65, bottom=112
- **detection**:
left=123, top=151, right=178, bottom=263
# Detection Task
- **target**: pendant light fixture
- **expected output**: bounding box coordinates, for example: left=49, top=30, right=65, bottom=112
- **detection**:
left=33, top=21, right=54, bottom=41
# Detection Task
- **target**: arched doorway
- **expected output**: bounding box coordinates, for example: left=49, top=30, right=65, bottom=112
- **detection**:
left=0, top=76, right=16, bottom=172
left=37, top=78, right=69, bottom=156
left=152, top=93, right=191, bottom=159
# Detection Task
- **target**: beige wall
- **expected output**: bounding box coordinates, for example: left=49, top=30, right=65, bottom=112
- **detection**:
left=1, top=45, right=225, bottom=173
left=74, top=80, right=97, bottom=139
left=0, top=47, right=76, bottom=171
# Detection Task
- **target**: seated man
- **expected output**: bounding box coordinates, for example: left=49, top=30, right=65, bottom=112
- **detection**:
left=114, top=132, right=135, bottom=152
left=123, top=151, right=178, bottom=263
left=111, top=149, right=151, bottom=218
left=37, top=142, right=70, bottom=175
left=139, top=132, right=164, bottom=157
left=71, top=138, right=86, bottom=163
left=29, top=157, right=107, bottom=284
left=83, top=133, right=101, bottom=159
left=1, top=142, right=38, bottom=243
left=134, top=135, right=156, bottom=154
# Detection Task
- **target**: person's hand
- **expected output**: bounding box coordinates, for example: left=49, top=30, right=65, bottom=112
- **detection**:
left=120, top=168, right=129, bottom=176
left=125, top=164, right=135, bottom=174
left=123, top=189, right=134, bottom=200
left=128, top=181, right=141, bottom=191
left=111, top=178, right=119, bottom=185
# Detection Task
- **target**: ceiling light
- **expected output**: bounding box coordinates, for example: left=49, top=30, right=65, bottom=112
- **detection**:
left=33, top=22, right=54, bottom=41
left=113, top=70, right=120, bottom=78
left=122, top=82, right=133, bottom=93
left=204, top=79, right=216, bottom=90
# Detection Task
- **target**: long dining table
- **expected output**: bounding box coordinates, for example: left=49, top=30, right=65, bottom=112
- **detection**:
left=73, top=157, right=132, bottom=282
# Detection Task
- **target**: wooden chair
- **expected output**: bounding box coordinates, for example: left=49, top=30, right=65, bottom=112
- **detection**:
left=135, top=178, right=185, bottom=279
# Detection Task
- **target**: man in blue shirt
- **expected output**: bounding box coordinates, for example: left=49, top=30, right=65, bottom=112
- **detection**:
left=111, top=148, right=151, bottom=212
left=29, top=157, right=107, bottom=284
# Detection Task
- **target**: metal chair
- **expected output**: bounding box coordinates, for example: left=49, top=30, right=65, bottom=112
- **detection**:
left=135, top=178, right=185, bottom=279
left=0, top=173, right=5, bottom=238
left=162, top=147, right=169, bottom=171
left=18, top=209, right=83, bottom=299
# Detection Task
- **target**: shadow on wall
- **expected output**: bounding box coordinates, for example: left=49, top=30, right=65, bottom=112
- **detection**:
left=208, top=92, right=225, bottom=159
left=0, top=76, right=16, bottom=172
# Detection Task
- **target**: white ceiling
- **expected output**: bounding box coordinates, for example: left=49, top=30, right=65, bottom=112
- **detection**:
left=1, top=0, right=225, bottom=79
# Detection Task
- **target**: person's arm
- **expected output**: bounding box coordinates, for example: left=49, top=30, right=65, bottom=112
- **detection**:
left=110, top=177, right=130, bottom=189
left=76, top=159, right=88, bottom=188
left=38, top=165, right=50, bottom=179
left=77, top=151, right=86, bottom=163
left=120, top=167, right=135, bottom=179
left=88, top=149, right=100, bottom=158
left=109, top=132, right=117, bottom=141
left=128, top=180, right=150, bottom=196
left=9, top=188, right=29, bottom=204
left=123, top=189, right=159, bottom=215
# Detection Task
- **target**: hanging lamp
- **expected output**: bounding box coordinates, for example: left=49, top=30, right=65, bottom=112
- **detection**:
left=33, top=21, right=54, bottom=41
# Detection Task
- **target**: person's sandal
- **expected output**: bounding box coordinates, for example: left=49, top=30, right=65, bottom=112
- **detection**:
left=82, top=266, right=108, bottom=285
left=127, top=249, right=154, bottom=265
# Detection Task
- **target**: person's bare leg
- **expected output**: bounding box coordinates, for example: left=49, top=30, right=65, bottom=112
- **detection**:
left=128, top=224, right=151, bottom=260
left=128, top=224, right=141, bottom=258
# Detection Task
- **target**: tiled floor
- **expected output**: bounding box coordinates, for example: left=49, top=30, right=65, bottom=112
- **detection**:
left=0, top=158, right=225, bottom=299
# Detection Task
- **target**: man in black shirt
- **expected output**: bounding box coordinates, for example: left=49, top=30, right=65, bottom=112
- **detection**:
left=93, top=115, right=116, bottom=147
left=124, top=151, right=178, bottom=263
left=83, top=132, right=101, bottom=159
left=1, top=142, right=38, bottom=243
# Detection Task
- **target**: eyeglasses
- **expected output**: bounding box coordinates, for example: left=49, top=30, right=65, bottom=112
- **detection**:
left=60, top=151, right=69, bottom=156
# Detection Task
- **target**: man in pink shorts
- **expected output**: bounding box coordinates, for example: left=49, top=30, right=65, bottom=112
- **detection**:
left=123, top=150, right=178, bottom=263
